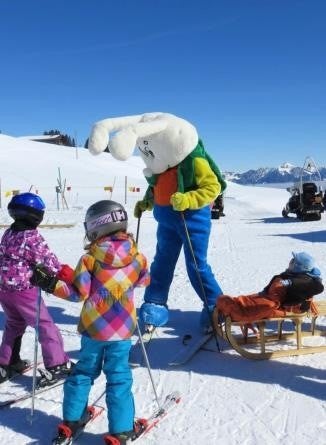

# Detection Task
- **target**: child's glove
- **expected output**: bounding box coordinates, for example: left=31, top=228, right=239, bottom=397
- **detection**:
left=30, top=264, right=58, bottom=293
left=57, top=264, right=74, bottom=284
left=170, top=192, right=189, bottom=211
left=134, top=199, right=153, bottom=218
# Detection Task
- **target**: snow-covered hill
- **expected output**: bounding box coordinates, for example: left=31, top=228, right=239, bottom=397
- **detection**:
left=0, top=134, right=146, bottom=219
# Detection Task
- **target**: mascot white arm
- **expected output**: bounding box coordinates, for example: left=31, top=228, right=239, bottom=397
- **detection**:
left=88, top=112, right=198, bottom=177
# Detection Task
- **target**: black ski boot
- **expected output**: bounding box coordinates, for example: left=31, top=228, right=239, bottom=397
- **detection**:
left=46, top=361, right=73, bottom=378
left=103, top=419, right=147, bottom=445
left=8, top=335, right=30, bottom=374
left=10, top=359, right=31, bottom=374
left=38, top=361, right=73, bottom=388
left=53, top=407, right=95, bottom=445
left=0, top=364, right=11, bottom=384
left=0, top=335, right=30, bottom=383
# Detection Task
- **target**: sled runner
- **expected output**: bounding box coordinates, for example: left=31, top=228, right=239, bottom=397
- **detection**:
left=213, top=300, right=326, bottom=360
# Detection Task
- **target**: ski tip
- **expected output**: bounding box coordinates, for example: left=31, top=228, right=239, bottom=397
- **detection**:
left=167, top=390, right=182, bottom=403
left=167, top=361, right=180, bottom=366
left=129, top=361, right=141, bottom=368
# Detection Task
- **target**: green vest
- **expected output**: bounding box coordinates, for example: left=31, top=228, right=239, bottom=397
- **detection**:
left=145, top=139, right=227, bottom=195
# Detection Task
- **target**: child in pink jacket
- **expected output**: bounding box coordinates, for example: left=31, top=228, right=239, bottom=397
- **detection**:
left=0, top=193, right=71, bottom=384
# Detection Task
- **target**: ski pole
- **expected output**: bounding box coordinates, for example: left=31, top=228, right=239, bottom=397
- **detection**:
left=134, top=213, right=162, bottom=411
left=180, top=212, right=221, bottom=352
left=28, top=286, right=42, bottom=423
left=135, top=320, right=162, bottom=411
left=136, top=215, right=141, bottom=244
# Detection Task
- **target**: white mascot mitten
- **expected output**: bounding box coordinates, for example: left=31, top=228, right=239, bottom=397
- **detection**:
left=88, top=112, right=226, bottom=331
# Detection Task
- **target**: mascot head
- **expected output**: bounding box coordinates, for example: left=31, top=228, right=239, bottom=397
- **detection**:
left=88, top=112, right=198, bottom=177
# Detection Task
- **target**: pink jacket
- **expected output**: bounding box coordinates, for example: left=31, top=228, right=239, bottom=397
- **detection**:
left=0, top=228, right=61, bottom=291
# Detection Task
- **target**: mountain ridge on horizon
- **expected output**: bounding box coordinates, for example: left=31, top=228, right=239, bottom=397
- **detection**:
left=224, top=161, right=326, bottom=185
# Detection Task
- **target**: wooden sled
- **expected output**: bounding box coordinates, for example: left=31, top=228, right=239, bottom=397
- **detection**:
left=213, top=301, right=326, bottom=360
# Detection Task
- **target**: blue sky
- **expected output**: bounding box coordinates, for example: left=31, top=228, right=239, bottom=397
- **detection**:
left=1, top=0, right=325, bottom=172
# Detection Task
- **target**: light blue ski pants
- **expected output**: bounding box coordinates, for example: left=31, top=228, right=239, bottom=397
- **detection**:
left=63, top=336, right=134, bottom=434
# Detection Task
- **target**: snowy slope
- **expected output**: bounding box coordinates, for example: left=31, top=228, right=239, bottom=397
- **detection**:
left=0, top=136, right=325, bottom=445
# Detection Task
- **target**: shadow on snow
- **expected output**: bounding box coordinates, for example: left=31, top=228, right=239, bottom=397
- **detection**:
left=0, top=406, right=105, bottom=444
left=271, top=230, right=326, bottom=243
left=135, top=308, right=326, bottom=402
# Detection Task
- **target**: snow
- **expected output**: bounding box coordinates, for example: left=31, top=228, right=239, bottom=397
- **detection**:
left=279, top=162, right=295, bottom=173
left=0, top=135, right=325, bottom=445
left=18, top=135, right=65, bottom=141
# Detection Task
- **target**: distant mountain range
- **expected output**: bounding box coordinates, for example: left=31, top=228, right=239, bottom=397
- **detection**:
left=224, top=162, right=326, bottom=185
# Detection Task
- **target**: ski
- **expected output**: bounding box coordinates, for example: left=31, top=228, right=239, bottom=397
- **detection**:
left=0, top=375, right=65, bottom=408
left=104, top=390, right=181, bottom=444
left=52, top=405, right=104, bottom=445
left=168, top=332, right=214, bottom=366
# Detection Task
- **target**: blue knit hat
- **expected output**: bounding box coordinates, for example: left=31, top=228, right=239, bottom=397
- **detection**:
left=289, top=251, right=321, bottom=278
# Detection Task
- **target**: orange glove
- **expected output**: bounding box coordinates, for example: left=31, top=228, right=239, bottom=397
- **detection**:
left=57, top=264, right=74, bottom=284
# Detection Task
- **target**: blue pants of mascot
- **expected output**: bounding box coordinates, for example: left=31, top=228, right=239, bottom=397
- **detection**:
left=140, top=205, right=223, bottom=327
left=63, top=336, right=134, bottom=434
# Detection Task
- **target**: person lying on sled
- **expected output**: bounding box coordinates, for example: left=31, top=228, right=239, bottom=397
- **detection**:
left=216, top=251, right=324, bottom=332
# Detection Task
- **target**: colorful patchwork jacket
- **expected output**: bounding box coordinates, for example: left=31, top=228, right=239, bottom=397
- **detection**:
left=54, top=232, right=150, bottom=341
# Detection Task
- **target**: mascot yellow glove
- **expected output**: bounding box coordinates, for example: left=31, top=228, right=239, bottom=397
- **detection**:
left=134, top=199, right=153, bottom=218
left=170, top=192, right=190, bottom=211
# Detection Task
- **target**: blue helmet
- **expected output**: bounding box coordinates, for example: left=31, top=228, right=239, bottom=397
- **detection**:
left=288, top=251, right=320, bottom=276
left=8, top=192, right=45, bottom=226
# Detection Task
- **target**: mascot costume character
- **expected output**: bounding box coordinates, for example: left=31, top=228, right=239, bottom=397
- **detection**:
left=88, top=112, right=226, bottom=332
